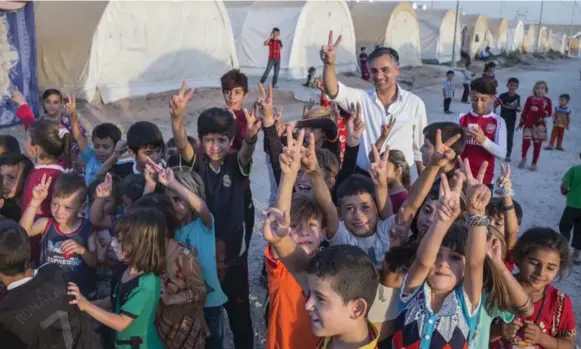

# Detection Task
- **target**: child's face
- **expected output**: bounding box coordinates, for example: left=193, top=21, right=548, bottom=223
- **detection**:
left=272, top=30, right=280, bottom=39
left=165, top=188, right=191, bottom=223
left=295, top=169, right=334, bottom=193
left=447, top=73, right=454, bottom=80
left=91, top=192, right=116, bottom=216
left=427, top=246, right=465, bottom=293
left=0, top=163, right=26, bottom=199
left=304, top=275, right=365, bottom=338
left=534, top=84, right=547, bottom=97
left=470, top=91, right=494, bottom=115
left=223, top=87, right=246, bottom=110
left=518, top=247, right=561, bottom=292
left=289, top=216, right=325, bottom=255
left=386, top=161, right=399, bottom=185
left=135, top=145, right=163, bottom=169
left=507, top=82, right=519, bottom=93
left=93, top=137, right=116, bottom=163
left=43, top=94, right=62, bottom=117
left=339, top=192, right=379, bottom=237
left=559, top=98, right=568, bottom=107
left=420, top=139, right=434, bottom=167
left=201, top=133, right=231, bottom=163
left=489, top=214, right=505, bottom=236
left=416, top=199, right=438, bottom=238
left=51, top=190, right=84, bottom=225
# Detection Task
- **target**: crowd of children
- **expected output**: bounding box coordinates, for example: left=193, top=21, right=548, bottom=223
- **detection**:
left=0, top=44, right=577, bottom=349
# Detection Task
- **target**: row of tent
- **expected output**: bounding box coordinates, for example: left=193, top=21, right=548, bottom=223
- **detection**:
left=34, top=1, right=572, bottom=104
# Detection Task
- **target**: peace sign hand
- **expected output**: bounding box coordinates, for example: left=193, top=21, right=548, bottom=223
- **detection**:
left=460, top=158, right=491, bottom=216
left=169, top=81, right=195, bottom=120
left=370, top=145, right=390, bottom=187
left=257, top=83, right=275, bottom=127
left=31, top=174, right=52, bottom=205
left=381, top=115, right=396, bottom=139
left=96, top=173, right=113, bottom=198
left=320, top=30, right=342, bottom=65
left=301, top=134, right=319, bottom=173
left=280, top=128, right=305, bottom=175
left=346, top=102, right=365, bottom=146
left=263, top=207, right=291, bottom=245
left=428, top=129, right=461, bottom=168
left=436, top=173, right=464, bottom=222
left=244, top=104, right=263, bottom=139
left=495, top=163, right=512, bottom=196
left=389, top=208, right=412, bottom=248
left=65, top=94, right=78, bottom=122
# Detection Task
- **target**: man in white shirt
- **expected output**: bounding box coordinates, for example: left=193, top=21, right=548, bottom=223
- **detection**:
left=319, top=31, right=428, bottom=176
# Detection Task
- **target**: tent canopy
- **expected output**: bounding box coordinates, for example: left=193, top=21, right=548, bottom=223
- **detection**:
left=36, top=1, right=238, bottom=103
left=350, top=2, right=422, bottom=66
left=487, top=18, right=509, bottom=53
left=523, top=25, right=537, bottom=53
left=460, top=14, right=488, bottom=58
left=416, top=9, right=461, bottom=63
left=550, top=32, right=567, bottom=54
left=537, top=26, right=549, bottom=52
left=507, top=20, right=524, bottom=52
left=226, top=0, right=357, bottom=80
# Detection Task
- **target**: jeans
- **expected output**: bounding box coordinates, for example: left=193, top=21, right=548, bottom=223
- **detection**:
left=204, top=306, right=224, bottom=349
left=560, top=206, right=581, bottom=250
left=218, top=263, right=254, bottom=349
left=462, top=83, right=470, bottom=102
left=260, top=59, right=280, bottom=86
left=502, top=115, right=516, bottom=158
left=444, top=97, right=452, bottom=112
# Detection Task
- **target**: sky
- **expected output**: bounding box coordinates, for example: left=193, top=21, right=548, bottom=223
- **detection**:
left=399, top=1, right=579, bottom=25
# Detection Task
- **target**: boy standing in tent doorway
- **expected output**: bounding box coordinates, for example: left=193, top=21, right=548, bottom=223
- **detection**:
left=260, top=27, right=283, bottom=88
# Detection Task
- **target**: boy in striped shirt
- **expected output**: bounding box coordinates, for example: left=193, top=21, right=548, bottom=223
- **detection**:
left=443, top=70, right=455, bottom=114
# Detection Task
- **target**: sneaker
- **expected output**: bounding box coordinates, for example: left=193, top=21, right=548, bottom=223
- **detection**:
left=556, top=147, right=565, bottom=151
left=504, top=156, right=511, bottom=163
left=518, top=159, right=526, bottom=169
left=544, top=146, right=554, bottom=150
left=444, top=111, right=453, bottom=114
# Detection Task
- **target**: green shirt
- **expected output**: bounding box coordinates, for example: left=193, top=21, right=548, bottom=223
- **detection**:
left=114, top=272, right=163, bottom=349
left=563, top=165, right=581, bottom=209
left=472, top=293, right=515, bottom=349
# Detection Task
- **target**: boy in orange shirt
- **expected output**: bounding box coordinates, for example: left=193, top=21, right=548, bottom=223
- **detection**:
left=264, top=130, right=379, bottom=349
left=264, top=129, right=339, bottom=349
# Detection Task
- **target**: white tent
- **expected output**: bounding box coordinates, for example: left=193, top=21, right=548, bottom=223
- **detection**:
left=416, top=9, right=461, bottom=63
left=227, top=0, right=357, bottom=80
left=507, top=20, right=524, bottom=52
left=537, top=26, right=550, bottom=52
left=350, top=2, right=422, bottom=67
left=550, top=32, right=568, bottom=54
left=35, top=1, right=239, bottom=104
left=487, top=18, right=509, bottom=54
left=484, top=30, right=497, bottom=55
left=523, top=25, right=537, bottom=53
left=460, top=14, right=488, bottom=58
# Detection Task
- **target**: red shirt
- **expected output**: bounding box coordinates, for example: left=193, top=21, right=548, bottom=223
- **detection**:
left=268, top=39, right=283, bottom=60
left=15, top=104, right=35, bottom=130
left=457, top=112, right=505, bottom=185
left=320, top=96, right=348, bottom=164
left=520, top=96, right=552, bottom=129
left=493, top=284, right=576, bottom=349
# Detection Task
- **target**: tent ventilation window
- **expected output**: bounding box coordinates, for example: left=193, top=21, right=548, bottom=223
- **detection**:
left=475, top=34, right=480, bottom=43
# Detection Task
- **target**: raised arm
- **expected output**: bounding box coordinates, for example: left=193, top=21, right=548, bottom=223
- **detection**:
left=497, top=164, right=518, bottom=250
left=369, top=145, right=393, bottom=220
left=320, top=31, right=342, bottom=99
left=170, top=81, right=196, bottom=163
left=89, top=173, right=114, bottom=229
left=96, top=141, right=127, bottom=178
left=66, top=94, right=87, bottom=154
left=19, top=174, right=52, bottom=237
left=239, top=84, right=274, bottom=167
left=368, top=116, right=395, bottom=163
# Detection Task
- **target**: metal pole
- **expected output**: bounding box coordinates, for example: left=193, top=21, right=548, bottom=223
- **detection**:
left=451, top=0, right=460, bottom=67
left=498, top=0, right=503, bottom=18
left=536, top=0, right=544, bottom=52
left=570, top=1, right=576, bottom=37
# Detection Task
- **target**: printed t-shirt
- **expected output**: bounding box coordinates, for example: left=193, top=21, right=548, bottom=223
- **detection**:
left=317, top=322, right=379, bottom=349
left=265, top=246, right=318, bottom=349
left=563, top=165, right=581, bottom=209
left=493, top=284, right=576, bottom=349
left=497, top=93, right=521, bottom=121
left=553, top=106, right=570, bottom=128
left=0, top=264, right=101, bottom=349
left=113, top=273, right=164, bottom=349
left=175, top=217, right=228, bottom=307
left=520, top=96, right=552, bottom=129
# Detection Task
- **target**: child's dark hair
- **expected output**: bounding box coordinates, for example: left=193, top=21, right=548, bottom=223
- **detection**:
left=507, top=77, right=519, bottom=85
left=197, top=107, right=237, bottom=140
left=291, top=193, right=325, bottom=228
left=423, top=122, right=466, bottom=157
left=308, top=66, right=316, bottom=75
left=114, top=207, right=166, bottom=275
left=121, top=174, right=146, bottom=203
left=133, top=193, right=180, bottom=238
left=361, top=47, right=366, bottom=52
left=53, top=173, right=87, bottom=200
left=388, top=149, right=411, bottom=190
left=0, top=135, right=20, bottom=154
left=92, top=123, right=122, bottom=145
left=513, top=227, right=570, bottom=276
left=484, top=61, right=496, bottom=71
left=441, top=221, right=468, bottom=255
left=486, top=197, right=523, bottom=226
left=470, top=77, right=497, bottom=96
left=220, top=69, right=249, bottom=94
left=0, top=220, right=30, bottom=276
left=0, top=153, right=33, bottom=188
left=28, top=119, right=73, bottom=168
left=446, top=70, right=455, bottom=76
left=559, top=93, right=570, bottom=102
left=307, top=245, right=378, bottom=315
left=89, top=174, right=121, bottom=203
left=336, top=174, right=375, bottom=205
left=316, top=148, right=340, bottom=180
left=272, top=27, right=280, bottom=33
left=383, top=243, right=417, bottom=274
left=126, top=121, right=164, bottom=153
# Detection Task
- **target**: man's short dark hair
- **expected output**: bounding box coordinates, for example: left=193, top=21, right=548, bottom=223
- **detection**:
left=221, top=69, right=249, bottom=94
left=126, top=121, right=164, bottom=153
left=423, top=122, right=466, bottom=156
left=307, top=245, right=378, bottom=315
left=368, top=46, right=400, bottom=66
left=0, top=135, right=20, bottom=154
left=197, top=107, right=237, bottom=140
left=92, top=123, right=122, bottom=145
left=446, top=70, right=455, bottom=76
left=560, top=93, right=571, bottom=102
left=470, top=77, right=497, bottom=96
left=507, top=77, right=519, bottom=85
left=0, top=221, right=30, bottom=276
left=336, top=174, right=375, bottom=204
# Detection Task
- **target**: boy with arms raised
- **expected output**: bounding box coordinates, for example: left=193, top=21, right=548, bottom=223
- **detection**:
left=263, top=132, right=379, bottom=348
left=265, top=128, right=339, bottom=349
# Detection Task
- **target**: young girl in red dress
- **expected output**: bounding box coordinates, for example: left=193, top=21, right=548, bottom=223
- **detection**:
left=518, top=81, right=552, bottom=171
left=492, top=228, right=576, bottom=349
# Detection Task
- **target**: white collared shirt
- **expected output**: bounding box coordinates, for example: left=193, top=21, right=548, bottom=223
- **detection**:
left=331, top=82, right=427, bottom=170
left=7, top=269, right=38, bottom=291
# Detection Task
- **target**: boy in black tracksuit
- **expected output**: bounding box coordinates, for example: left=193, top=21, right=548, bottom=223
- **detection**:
left=496, top=77, right=521, bottom=162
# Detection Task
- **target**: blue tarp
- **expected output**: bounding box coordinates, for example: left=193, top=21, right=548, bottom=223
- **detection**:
left=0, top=2, right=39, bottom=129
